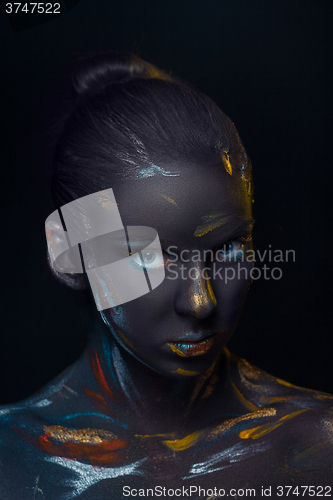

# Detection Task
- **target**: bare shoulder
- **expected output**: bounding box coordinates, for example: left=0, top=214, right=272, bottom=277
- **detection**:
left=0, top=365, right=82, bottom=498
left=227, top=349, right=333, bottom=410
left=225, top=350, right=333, bottom=476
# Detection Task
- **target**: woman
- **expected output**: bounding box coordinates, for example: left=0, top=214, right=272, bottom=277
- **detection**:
left=1, top=52, right=332, bottom=499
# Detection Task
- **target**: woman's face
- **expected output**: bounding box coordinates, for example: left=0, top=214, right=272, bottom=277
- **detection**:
left=100, top=161, right=253, bottom=378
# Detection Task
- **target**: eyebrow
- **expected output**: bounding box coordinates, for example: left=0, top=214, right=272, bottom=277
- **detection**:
left=194, top=215, right=254, bottom=237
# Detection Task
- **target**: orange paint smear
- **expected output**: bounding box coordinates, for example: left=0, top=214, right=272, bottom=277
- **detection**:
left=38, top=435, right=128, bottom=466
left=12, top=426, right=128, bottom=468
left=260, top=396, right=295, bottom=405
left=83, top=387, right=116, bottom=417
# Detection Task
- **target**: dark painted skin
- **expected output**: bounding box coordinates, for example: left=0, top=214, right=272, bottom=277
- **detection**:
left=1, top=157, right=333, bottom=499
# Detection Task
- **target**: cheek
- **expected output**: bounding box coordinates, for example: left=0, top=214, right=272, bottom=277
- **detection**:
left=213, top=261, right=253, bottom=325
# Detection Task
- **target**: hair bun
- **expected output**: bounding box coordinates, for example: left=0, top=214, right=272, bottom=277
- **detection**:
left=72, top=51, right=171, bottom=97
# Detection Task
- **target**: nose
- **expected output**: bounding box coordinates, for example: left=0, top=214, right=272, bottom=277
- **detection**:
left=174, top=262, right=217, bottom=319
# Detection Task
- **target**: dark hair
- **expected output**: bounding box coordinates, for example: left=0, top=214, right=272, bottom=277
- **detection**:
left=51, top=51, right=252, bottom=209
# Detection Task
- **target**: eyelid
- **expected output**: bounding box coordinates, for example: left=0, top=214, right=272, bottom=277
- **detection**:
left=216, top=233, right=253, bottom=249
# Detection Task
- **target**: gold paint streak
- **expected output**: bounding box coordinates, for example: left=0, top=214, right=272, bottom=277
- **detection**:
left=209, top=408, right=276, bottom=437
left=231, top=380, right=260, bottom=412
left=163, top=430, right=203, bottom=451
left=43, top=425, right=118, bottom=444
left=222, top=150, right=233, bottom=176
left=239, top=409, right=308, bottom=440
left=194, top=215, right=234, bottom=237
left=237, top=358, right=269, bottom=393
left=170, top=344, right=187, bottom=357
left=117, top=329, right=136, bottom=351
left=175, top=368, right=199, bottom=376
left=189, top=269, right=217, bottom=312
left=161, top=195, right=179, bottom=208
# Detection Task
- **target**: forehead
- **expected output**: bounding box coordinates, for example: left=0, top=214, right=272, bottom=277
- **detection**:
left=113, top=164, right=252, bottom=247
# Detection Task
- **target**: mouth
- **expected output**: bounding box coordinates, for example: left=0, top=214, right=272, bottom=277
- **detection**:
left=168, top=333, right=218, bottom=357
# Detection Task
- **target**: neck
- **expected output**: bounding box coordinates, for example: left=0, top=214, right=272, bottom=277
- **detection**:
left=79, top=321, right=228, bottom=433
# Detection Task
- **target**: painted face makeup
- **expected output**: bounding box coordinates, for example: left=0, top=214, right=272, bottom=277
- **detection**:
left=98, top=157, right=253, bottom=379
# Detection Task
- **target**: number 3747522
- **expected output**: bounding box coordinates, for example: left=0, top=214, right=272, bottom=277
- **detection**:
left=5, top=3, right=61, bottom=14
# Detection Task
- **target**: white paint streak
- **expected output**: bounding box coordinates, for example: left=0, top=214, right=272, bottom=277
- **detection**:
left=33, top=475, right=44, bottom=498
left=46, top=456, right=146, bottom=499
left=183, top=442, right=270, bottom=479
left=0, top=398, right=51, bottom=417
left=33, top=399, right=52, bottom=408
left=112, top=345, right=141, bottom=400
left=63, top=386, right=78, bottom=396
left=111, top=306, right=127, bottom=329
left=136, top=165, right=180, bottom=179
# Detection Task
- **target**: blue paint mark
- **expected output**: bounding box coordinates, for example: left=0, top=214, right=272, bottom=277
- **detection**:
left=47, top=412, right=129, bottom=429
left=102, top=334, right=120, bottom=390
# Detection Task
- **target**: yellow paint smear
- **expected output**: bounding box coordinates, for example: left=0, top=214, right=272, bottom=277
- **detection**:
left=163, top=430, right=203, bottom=451
left=239, top=409, right=308, bottom=440
left=43, top=425, right=118, bottom=444
left=175, top=368, right=199, bottom=376
left=231, top=380, right=260, bottom=412
left=210, top=408, right=276, bottom=437
left=276, top=377, right=299, bottom=389
left=222, top=150, right=233, bottom=176
left=161, top=195, right=179, bottom=208
left=170, top=344, right=187, bottom=357
left=194, top=215, right=234, bottom=237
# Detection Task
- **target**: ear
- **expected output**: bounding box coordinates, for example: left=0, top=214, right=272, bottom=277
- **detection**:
left=45, top=219, right=87, bottom=291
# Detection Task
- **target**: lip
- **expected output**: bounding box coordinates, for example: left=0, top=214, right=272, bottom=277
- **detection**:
left=168, top=333, right=218, bottom=357
left=172, top=331, right=215, bottom=342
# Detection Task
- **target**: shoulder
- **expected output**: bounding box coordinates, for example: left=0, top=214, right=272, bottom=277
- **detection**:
left=225, top=350, right=333, bottom=476
left=0, top=365, right=82, bottom=497
left=227, top=349, right=333, bottom=411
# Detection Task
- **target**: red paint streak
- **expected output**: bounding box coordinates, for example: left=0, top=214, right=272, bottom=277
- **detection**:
left=90, top=347, right=117, bottom=402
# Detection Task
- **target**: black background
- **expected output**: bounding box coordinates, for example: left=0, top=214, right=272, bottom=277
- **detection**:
left=0, top=0, right=332, bottom=404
